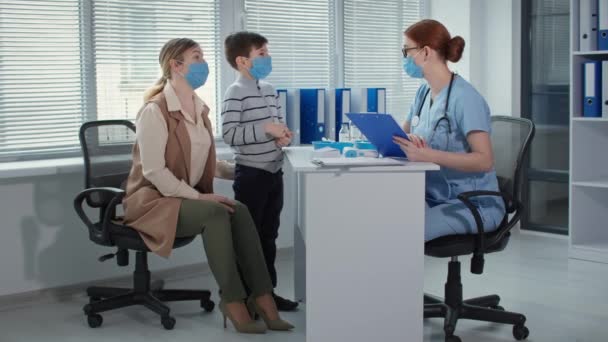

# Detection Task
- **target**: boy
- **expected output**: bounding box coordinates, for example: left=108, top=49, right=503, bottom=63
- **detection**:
left=222, top=31, right=297, bottom=311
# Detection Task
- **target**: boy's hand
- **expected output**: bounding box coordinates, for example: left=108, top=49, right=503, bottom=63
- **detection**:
left=275, top=135, right=291, bottom=147
left=265, top=123, right=290, bottom=138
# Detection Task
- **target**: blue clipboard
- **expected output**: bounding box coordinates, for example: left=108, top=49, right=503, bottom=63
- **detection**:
left=346, top=113, right=409, bottom=158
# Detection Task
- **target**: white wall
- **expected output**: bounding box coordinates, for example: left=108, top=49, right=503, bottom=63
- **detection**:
left=429, top=0, right=472, bottom=80
left=0, top=168, right=294, bottom=297
left=428, top=0, right=521, bottom=117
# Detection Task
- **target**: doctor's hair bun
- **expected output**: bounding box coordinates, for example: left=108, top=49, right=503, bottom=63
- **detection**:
left=446, top=36, right=465, bottom=63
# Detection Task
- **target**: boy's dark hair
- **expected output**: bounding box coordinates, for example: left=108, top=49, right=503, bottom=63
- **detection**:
left=224, top=31, right=268, bottom=69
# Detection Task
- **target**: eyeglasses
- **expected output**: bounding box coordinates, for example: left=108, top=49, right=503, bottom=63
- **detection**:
left=402, top=46, right=420, bottom=58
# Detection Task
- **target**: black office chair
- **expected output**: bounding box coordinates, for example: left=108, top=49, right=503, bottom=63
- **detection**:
left=74, top=120, right=215, bottom=330
left=424, top=116, right=535, bottom=342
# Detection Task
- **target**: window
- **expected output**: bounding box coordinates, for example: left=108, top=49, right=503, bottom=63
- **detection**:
left=0, top=0, right=423, bottom=162
left=343, top=0, right=423, bottom=120
left=244, top=0, right=335, bottom=89
left=0, top=0, right=85, bottom=160
left=0, top=0, right=220, bottom=161
left=93, top=0, right=220, bottom=129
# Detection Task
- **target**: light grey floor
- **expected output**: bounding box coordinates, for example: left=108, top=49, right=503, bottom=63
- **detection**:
left=0, top=232, right=607, bottom=342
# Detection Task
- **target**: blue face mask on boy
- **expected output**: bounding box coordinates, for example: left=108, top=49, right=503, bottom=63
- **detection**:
left=249, top=56, right=272, bottom=80
left=181, top=61, right=209, bottom=90
left=402, top=50, right=424, bottom=79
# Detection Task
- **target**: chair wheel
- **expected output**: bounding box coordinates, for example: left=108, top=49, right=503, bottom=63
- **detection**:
left=446, top=335, right=462, bottom=342
left=201, top=299, right=215, bottom=312
left=513, top=324, right=529, bottom=340
left=161, top=316, right=176, bottom=330
left=87, top=314, right=103, bottom=328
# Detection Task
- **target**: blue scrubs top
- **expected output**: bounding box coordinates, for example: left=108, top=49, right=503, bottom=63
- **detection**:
left=406, top=75, right=505, bottom=239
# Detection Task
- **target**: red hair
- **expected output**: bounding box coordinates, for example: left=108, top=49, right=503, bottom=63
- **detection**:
left=405, top=19, right=465, bottom=63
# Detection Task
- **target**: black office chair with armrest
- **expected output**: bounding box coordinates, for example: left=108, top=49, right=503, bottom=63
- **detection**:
left=74, top=120, right=215, bottom=330
left=424, top=116, right=535, bottom=342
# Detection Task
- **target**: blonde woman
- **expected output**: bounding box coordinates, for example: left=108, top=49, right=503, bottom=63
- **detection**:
left=123, top=38, right=293, bottom=334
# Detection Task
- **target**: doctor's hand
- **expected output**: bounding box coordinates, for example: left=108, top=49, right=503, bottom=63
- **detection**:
left=407, top=134, right=427, bottom=149
left=393, top=135, right=434, bottom=163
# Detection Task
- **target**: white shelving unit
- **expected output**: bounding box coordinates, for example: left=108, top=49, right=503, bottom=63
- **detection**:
left=569, top=0, right=608, bottom=264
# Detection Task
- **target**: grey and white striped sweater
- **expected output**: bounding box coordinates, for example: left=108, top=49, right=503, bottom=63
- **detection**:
left=221, top=74, right=284, bottom=173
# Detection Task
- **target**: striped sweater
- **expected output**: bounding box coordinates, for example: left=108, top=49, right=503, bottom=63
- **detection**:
left=221, top=74, right=284, bottom=173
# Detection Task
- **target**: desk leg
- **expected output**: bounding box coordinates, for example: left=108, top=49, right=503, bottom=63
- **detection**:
left=294, top=224, right=306, bottom=303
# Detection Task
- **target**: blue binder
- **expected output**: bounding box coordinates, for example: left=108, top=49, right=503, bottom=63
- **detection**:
left=583, top=61, right=602, bottom=117
left=300, top=89, right=326, bottom=144
left=366, top=88, right=386, bottom=113
left=599, top=0, right=608, bottom=50
left=351, top=88, right=387, bottom=114
left=346, top=113, right=409, bottom=158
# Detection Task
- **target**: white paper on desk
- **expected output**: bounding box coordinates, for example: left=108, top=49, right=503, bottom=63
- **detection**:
left=311, top=157, right=406, bottom=167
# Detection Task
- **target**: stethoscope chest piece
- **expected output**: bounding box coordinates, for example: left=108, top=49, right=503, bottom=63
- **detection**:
left=411, top=115, right=420, bottom=127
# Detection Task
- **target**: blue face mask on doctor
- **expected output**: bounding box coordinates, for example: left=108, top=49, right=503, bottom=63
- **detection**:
left=402, top=49, right=424, bottom=79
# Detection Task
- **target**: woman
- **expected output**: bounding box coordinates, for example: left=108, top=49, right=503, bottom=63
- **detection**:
left=122, top=38, right=293, bottom=334
left=394, top=20, right=506, bottom=241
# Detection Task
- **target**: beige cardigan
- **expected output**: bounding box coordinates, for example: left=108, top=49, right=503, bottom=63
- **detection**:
left=123, top=91, right=224, bottom=258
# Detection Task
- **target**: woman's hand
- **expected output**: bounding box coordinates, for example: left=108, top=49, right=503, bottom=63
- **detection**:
left=198, top=193, right=236, bottom=213
left=393, top=135, right=434, bottom=162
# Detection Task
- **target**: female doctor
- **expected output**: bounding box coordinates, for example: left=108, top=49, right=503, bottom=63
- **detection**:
left=394, top=19, right=506, bottom=241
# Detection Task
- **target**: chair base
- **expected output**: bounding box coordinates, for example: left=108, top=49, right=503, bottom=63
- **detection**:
left=82, top=251, right=215, bottom=330
left=424, top=260, right=529, bottom=342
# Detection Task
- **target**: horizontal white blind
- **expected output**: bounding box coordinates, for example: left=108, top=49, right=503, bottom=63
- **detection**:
left=344, top=0, right=422, bottom=121
left=93, top=0, right=221, bottom=133
left=244, top=0, right=334, bottom=88
left=0, top=0, right=85, bottom=160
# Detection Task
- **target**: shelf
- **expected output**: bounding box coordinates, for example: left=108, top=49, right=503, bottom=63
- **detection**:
left=572, top=181, right=608, bottom=189
left=572, top=117, right=608, bottom=122
left=573, top=50, right=608, bottom=56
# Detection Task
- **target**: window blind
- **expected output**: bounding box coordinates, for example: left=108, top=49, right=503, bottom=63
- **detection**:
left=244, top=0, right=335, bottom=89
left=343, top=0, right=423, bottom=121
left=0, top=0, right=85, bottom=160
left=93, top=0, right=221, bottom=132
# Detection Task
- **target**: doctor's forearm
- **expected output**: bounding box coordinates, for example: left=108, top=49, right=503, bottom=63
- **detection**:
left=428, top=149, right=493, bottom=173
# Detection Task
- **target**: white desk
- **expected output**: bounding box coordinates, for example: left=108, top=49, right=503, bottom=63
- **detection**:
left=284, top=147, right=439, bottom=342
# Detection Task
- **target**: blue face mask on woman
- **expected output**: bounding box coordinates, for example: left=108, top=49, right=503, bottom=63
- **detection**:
left=249, top=56, right=272, bottom=80
left=402, top=50, right=424, bottom=79
left=181, top=61, right=209, bottom=90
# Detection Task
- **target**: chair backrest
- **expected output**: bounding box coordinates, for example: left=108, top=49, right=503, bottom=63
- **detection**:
left=79, top=120, right=136, bottom=208
left=490, top=116, right=535, bottom=210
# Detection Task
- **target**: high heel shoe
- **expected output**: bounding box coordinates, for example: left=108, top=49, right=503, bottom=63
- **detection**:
left=219, top=300, right=267, bottom=334
left=247, top=296, right=295, bottom=331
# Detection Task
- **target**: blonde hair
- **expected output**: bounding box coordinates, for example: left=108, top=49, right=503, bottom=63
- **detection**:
left=143, top=38, right=199, bottom=102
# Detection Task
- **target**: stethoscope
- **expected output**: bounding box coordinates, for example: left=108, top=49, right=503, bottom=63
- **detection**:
left=412, top=72, right=456, bottom=201
left=411, top=72, right=455, bottom=150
